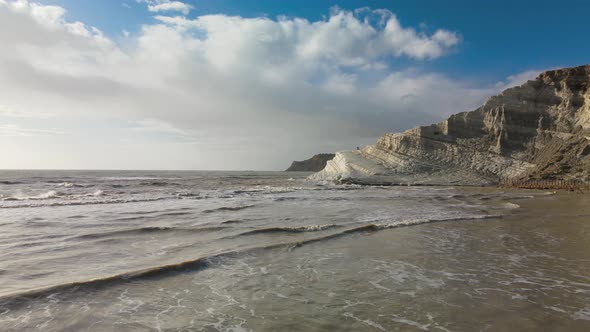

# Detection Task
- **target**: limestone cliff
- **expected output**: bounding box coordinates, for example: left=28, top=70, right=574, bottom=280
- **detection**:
left=286, top=153, right=335, bottom=172
left=311, top=65, right=590, bottom=185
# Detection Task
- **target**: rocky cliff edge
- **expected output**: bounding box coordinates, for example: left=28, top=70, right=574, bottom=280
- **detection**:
left=311, top=65, right=590, bottom=185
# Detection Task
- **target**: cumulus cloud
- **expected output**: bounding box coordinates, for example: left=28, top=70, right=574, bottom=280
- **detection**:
left=143, top=0, right=192, bottom=15
left=0, top=0, right=538, bottom=170
left=153, top=8, right=459, bottom=67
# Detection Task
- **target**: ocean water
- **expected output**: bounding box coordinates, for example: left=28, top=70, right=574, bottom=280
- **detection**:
left=0, top=170, right=589, bottom=331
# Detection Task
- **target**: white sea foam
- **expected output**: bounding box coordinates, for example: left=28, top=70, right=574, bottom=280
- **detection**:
left=390, top=316, right=430, bottom=331
left=547, top=306, right=567, bottom=313
left=503, top=202, right=521, bottom=209
left=33, top=190, right=60, bottom=200
left=372, top=214, right=497, bottom=230
left=234, top=186, right=300, bottom=194
left=0, top=196, right=173, bottom=209
left=57, top=182, right=87, bottom=188
left=343, top=312, right=387, bottom=331
left=288, top=224, right=338, bottom=232
left=85, top=190, right=103, bottom=197
left=2, top=190, right=61, bottom=201
left=573, top=308, right=590, bottom=321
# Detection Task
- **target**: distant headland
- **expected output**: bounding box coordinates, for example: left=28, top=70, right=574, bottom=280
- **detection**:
left=285, top=153, right=335, bottom=172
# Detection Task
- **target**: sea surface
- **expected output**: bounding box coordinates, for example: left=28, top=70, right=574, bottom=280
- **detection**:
left=0, top=170, right=589, bottom=331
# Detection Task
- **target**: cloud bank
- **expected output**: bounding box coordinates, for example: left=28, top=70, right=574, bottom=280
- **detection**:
left=0, top=0, right=539, bottom=170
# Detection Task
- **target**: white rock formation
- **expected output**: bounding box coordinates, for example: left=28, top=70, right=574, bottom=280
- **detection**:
left=311, top=65, right=590, bottom=185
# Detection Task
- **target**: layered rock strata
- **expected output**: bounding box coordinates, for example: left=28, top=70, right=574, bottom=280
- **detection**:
left=311, top=65, right=590, bottom=185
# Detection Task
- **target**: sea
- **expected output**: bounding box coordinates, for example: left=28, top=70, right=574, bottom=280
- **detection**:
left=0, top=170, right=589, bottom=331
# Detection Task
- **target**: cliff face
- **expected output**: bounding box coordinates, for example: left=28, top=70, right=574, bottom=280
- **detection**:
left=286, top=153, right=335, bottom=172
left=312, top=65, right=590, bottom=185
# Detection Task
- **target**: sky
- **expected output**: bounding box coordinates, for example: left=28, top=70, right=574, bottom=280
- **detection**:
left=1, top=0, right=589, bottom=170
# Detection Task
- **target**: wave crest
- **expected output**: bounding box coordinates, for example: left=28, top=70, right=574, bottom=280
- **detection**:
left=202, top=205, right=256, bottom=213
left=2, top=190, right=61, bottom=201
left=0, top=213, right=499, bottom=304
left=236, top=224, right=341, bottom=236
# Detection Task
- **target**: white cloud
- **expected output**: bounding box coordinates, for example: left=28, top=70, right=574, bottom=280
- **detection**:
left=0, top=0, right=540, bottom=170
left=496, top=70, right=541, bottom=88
left=154, top=8, right=459, bottom=70
left=4, top=0, right=65, bottom=27
left=143, top=0, right=192, bottom=15
left=0, top=124, right=64, bottom=137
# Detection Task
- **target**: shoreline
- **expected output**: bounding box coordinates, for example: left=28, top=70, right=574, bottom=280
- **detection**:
left=324, top=177, right=590, bottom=194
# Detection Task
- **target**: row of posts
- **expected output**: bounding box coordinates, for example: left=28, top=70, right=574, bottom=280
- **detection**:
left=499, top=178, right=589, bottom=191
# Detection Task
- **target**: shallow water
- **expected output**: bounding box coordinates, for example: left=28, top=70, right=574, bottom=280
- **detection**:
left=0, top=171, right=589, bottom=331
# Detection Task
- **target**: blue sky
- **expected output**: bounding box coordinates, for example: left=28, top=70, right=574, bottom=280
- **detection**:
left=37, top=0, right=590, bottom=82
left=1, top=0, right=589, bottom=170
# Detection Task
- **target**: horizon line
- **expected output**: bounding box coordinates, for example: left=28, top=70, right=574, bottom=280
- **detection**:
left=0, top=168, right=296, bottom=172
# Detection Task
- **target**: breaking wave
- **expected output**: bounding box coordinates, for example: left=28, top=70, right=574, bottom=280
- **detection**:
left=57, top=182, right=88, bottom=188
left=113, top=211, right=194, bottom=222
left=69, top=226, right=227, bottom=241
left=1, top=190, right=61, bottom=201
left=0, top=196, right=174, bottom=209
left=232, top=186, right=299, bottom=195
left=235, top=224, right=341, bottom=236
left=140, top=181, right=180, bottom=186
left=0, top=213, right=500, bottom=306
left=83, top=190, right=104, bottom=197
left=202, top=205, right=257, bottom=213
left=0, top=181, right=23, bottom=185
left=1, top=189, right=104, bottom=203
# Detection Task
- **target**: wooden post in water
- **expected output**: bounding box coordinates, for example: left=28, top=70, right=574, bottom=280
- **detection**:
left=497, top=177, right=589, bottom=191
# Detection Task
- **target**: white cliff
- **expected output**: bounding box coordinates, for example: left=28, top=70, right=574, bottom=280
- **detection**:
left=311, top=65, right=590, bottom=185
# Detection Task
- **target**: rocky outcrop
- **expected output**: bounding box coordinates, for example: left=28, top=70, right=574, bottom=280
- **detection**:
left=311, top=65, right=590, bottom=185
left=286, top=153, right=335, bottom=172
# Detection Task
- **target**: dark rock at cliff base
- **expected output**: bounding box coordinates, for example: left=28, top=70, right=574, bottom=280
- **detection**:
left=311, top=64, right=590, bottom=186
left=286, top=154, right=335, bottom=172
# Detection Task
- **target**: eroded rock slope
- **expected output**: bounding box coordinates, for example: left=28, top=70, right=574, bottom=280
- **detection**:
left=311, top=65, right=590, bottom=185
